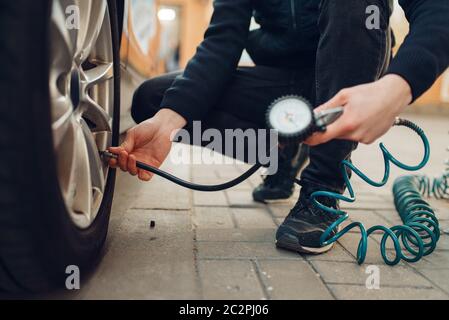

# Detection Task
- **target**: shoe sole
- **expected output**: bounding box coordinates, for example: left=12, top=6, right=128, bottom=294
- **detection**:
left=275, top=225, right=342, bottom=255
left=276, top=234, right=335, bottom=254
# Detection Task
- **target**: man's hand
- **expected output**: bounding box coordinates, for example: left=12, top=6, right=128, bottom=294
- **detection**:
left=108, top=109, right=186, bottom=181
left=305, top=74, right=413, bottom=146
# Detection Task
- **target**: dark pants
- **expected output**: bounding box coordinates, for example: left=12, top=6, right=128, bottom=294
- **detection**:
left=131, top=0, right=392, bottom=193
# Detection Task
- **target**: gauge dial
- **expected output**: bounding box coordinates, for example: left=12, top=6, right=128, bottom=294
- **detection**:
left=267, top=96, right=315, bottom=143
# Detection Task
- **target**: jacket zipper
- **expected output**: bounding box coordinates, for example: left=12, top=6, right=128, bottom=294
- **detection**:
left=290, top=0, right=297, bottom=31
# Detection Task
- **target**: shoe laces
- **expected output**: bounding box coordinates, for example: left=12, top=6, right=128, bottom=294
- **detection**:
left=291, top=180, right=339, bottom=221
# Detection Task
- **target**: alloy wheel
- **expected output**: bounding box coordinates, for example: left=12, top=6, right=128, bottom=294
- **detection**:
left=50, top=0, right=114, bottom=229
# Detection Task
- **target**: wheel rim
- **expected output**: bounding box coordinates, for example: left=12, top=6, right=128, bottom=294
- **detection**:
left=50, top=0, right=114, bottom=229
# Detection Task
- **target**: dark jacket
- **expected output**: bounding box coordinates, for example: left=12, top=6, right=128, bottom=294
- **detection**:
left=161, top=0, right=449, bottom=123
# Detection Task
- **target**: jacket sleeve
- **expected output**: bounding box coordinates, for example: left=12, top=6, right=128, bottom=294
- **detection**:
left=160, top=0, right=253, bottom=123
left=386, top=0, right=449, bottom=102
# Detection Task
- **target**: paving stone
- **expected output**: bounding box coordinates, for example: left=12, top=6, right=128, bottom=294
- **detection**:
left=228, top=179, right=253, bottom=191
left=236, top=179, right=255, bottom=190
left=346, top=181, right=391, bottom=196
left=410, top=250, right=449, bottom=270
left=337, top=232, right=403, bottom=265
left=192, top=175, right=249, bottom=194
left=428, top=199, right=449, bottom=220
left=267, top=205, right=292, bottom=218
left=328, top=284, right=448, bottom=300
left=193, top=191, right=228, bottom=206
left=275, top=218, right=284, bottom=226
left=417, top=268, right=449, bottom=294
left=196, top=228, right=276, bottom=242
left=346, top=209, right=393, bottom=229
left=193, top=207, right=235, bottom=229
left=232, top=208, right=276, bottom=229
left=257, top=260, right=333, bottom=300
left=132, top=177, right=191, bottom=210
left=370, top=233, right=402, bottom=250
left=81, top=210, right=199, bottom=299
left=305, top=243, right=355, bottom=263
left=191, top=166, right=219, bottom=179
left=215, top=165, right=249, bottom=179
left=439, top=220, right=449, bottom=232
left=226, top=190, right=265, bottom=208
left=192, top=175, right=226, bottom=185
left=354, top=193, right=388, bottom=202
left=247, top=172, right=264, bottom=188
left=335, top=218, right=357, bottom=233
left=342, top=200, right=396, bottom=211
left=199, top=260, right=265, bottom=300
left=311, top=261, right=433, bottom=287
left=107, top=172, right=147, bottom=234
left=373, top=209, right=404, bottom=225
left=435, top=235, right=449, bottom=250
left=197, top=242, right=304, bottom=260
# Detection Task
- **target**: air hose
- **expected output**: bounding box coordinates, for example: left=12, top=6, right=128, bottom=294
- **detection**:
left=310, top=118, right=440, bottom=265
left=412, top=157, right=449, bottom=200
left=103, top=116, right=441, bottom=266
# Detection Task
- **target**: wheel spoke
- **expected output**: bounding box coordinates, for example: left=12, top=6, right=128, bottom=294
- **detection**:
left=83, top=62, right=113, bottom=90
left=51, top=95, right=74, bottom=148
left=71, top=120, right=93, bottom=226
left=55, top=116, right=79, bottom=210
left=80, top=97, right=112, bottom=132
left=80, top=119, right=106, bottom=194
left=75, top=0, right=107, bottom=63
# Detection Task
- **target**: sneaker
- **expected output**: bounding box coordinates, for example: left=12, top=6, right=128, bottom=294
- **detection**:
left=275, top=184, right=341, bottom=254
left=252, top=144, right=309, bottom=203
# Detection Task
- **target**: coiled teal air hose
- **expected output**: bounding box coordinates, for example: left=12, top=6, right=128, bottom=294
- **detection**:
left=311, top=118, right=440, bottom=266
left=413, top=158, right=449, bottom=200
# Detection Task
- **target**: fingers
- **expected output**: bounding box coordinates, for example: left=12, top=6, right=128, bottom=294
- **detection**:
left=107, top=146, right=123, bottom=168
left=305, top=122, right=352, bottom=146
left=128, top=155, right=138, bottom=176
left=120, top=128, right=136, bottom=153
left=305, top=112, right=357, bottom=146
left=108, top=158, right=118, bottom=169
left=117, top=150, right=128, bottom=171
left=108, top=146, right=122, bottom=154
left=304, top=90, right=352, bottom=146
left=315, top=89, right=350, bottom=112
left=106, top=127, right=138, bottom=174
left=108, top=148, right=153, bottom=181
left=138, top=170, right=152, bottom=182
left=106, top=146, right=129, bottom=172
left=107, top=128, right=136, bottom=166
left=108, top=146, right=123, bottom=165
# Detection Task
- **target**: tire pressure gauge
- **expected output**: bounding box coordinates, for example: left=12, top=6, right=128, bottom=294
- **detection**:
left=101, top=95, right=345, bottom=193
left=267, top=95, right=344, bottom=143
left=267, top=96, right=315, bottom=143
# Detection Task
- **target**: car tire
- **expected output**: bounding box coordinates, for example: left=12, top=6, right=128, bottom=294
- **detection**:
left=0, top=0, right=120, bottom=293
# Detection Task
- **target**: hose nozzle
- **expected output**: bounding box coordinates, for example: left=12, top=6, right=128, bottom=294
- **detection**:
left=100, top=151, right=118, bottom=161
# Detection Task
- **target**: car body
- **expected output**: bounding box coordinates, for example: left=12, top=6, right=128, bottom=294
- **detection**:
left=118, top=0, right=164, bottom=132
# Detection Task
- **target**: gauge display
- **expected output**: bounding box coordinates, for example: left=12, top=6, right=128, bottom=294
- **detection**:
left=268, top=96, right=313, bottom=138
